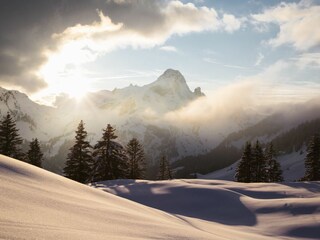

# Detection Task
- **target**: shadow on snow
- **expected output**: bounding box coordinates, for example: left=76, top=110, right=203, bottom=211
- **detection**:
left=94, top=180, right=257, bottom=226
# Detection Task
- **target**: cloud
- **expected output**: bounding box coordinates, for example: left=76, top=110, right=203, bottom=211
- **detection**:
left=203, top=57, right=249, bottom=70
left=54, top=2, right=224, bottom=56
left=222, top=14, right=242, bottom=33
left=0, top=0, right=103, bottom=93
left=254, top=53, right=264, bottom=66
left=192, top=0, right=205, bottom=4
left=252, top=1, right=320, bottom=51
left=240, top=59, right=320, bottom=103
left=47, top=1, right=244, bottom=68
left=163, top=57, right=320, bottom=139
left=39, top=0, right=243, bottom=98
left=160, top=46, right=178, bottom=52
left=164, top=80, right=257, bottom=124
left=0, top=0, right=243, bottom=95
left=161, top=79, right=266, bottom=143
left=291, top=52, right=320, bottom=68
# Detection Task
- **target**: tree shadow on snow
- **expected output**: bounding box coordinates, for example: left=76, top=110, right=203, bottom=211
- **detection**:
left=285, top=224, right=320, bottom=239
left=227, top=188, right=296, bottom=199
left=256, top=204, right=319, bottom=215
left=98, top=180, right=257, bottom=226
left=278, top=182, right=320, bottom=194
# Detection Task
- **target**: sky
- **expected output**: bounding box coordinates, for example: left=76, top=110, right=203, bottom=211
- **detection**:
left=0, top=0, right=319, bottom=106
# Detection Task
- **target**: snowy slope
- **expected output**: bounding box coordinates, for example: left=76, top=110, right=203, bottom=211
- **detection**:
left=2, top=155, right=320, bottom=240
left=200, top=150, right=307, bottom=181
left=1, top=155, right=320, bottom=239
left=96, top=179, right=320, bottom=240
left=0, top=155, right=219, bottom=240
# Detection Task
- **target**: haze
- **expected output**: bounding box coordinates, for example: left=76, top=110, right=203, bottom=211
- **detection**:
left=0, top=0, right=319, bottom=107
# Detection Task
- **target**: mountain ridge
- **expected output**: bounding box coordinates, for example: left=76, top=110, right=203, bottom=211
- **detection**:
left=174, top=113, right=320, bottom=180
left=0, top=69, right=210, bottom=175
left=1, top=69, right=319, bottom=180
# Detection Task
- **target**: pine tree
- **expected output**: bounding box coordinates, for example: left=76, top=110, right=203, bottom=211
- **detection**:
left=265, top=142, right=283, bottom=182
left=304, top=134, right=320, bottom=181
left=64, top=120, right=93, bottom=183
left=26, top=138, right=43, bottom=167
left=235, top=142, right=252, bottom=182
left=251, top=140, right=267, bottom=182
left=0, top=112, right=23, bottom=159
left=92, top=124, right=128, bottom=181
left=157, top=155, right=172, bottom=180
left=126, top=138, right=146, bottom=179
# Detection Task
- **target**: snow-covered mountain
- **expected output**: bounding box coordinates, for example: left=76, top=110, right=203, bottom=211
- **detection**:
left=78, top=69, right=203, bottom=115
left=0, top=87, right=55, bottom=140
left=2, top=69, right=319, bottom=179
left=175, top=105, right=320, bottom=181
left=0, top=69, right=216, bottom=174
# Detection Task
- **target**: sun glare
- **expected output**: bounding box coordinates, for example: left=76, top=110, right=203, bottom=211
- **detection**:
left=37, top=41, right=94, bottom=102
left=66, top=79, right=89, bottom=100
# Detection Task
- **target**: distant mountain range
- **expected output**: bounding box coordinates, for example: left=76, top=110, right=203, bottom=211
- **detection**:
left=0, top=69, right=211, bottom=176
left=1, top=69, right=319, bottom=180
left=174, top=103, right=320, bottom=181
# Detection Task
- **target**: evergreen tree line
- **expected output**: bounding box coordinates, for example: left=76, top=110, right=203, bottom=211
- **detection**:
left=0, top=113, right=172, bottom=184
left=235, top=141, right=283, bottom=182
left=63, top=120, right=173, bottom=183
left=0, top=112, right=43, bottom=167
left=236, top=134, right=320, bottom=182
left=3, top=109, right=318, bottom=183
left=302, top=133, right=320, bottom=181
left=64, top=120, right=147, bottom=183
left=157, top=155, right=172, bottom=180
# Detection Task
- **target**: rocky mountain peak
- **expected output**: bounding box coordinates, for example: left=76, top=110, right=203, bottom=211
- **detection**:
left=148, top=69, right=191, bottom=96
left=154, top=69, right=188, bottom=87
left=194, top=87, right=205, bottom=97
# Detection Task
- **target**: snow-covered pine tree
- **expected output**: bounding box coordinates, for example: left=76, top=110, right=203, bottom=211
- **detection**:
left=92, top=124, right=128, bottom=181
left=157, top=155, right=172, bottom=180
left=26, top=138, right=43, bottom=168
left=126, top=138, right=146, bottom=179
left=304, top=134, right=320, bottom=181
left=265, top=142, right=283, bottom=182
left=0, top=112, right=23, bottom=159
left=64, top=120, right=93, bottom=183
left=235, top=142, right=252, bottom=182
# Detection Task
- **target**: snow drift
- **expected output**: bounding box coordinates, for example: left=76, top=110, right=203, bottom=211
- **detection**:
left=0, top=155, right=216, bottom=239
left=1, top=154, right=320, bottom=239
left=96, top=179, right=320, bottom=240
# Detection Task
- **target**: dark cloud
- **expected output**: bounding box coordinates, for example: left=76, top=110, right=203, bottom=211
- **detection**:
left=56, top=0, right=222, bottom=53
left=0, top=0, right=102, bottom=92
left=103, top=0, right=166, bottom=34
left=0, top=0, right=233, bottom=93
left=0, top=0, right=169, bottom=92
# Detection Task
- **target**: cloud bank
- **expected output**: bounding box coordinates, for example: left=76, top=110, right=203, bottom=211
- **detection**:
left=252, top=0, right=320, bottom=51
left=49, top=1, right=242, bottom=71
left=0, top=0, right=104, bottom=92
left=0, top=0, right=243, bottom=95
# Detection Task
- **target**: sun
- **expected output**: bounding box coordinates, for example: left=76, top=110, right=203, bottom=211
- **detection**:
left=65, top=79, right=89, bottom=100
left=37, top=44, right=93, bottom=101
left=39, top=61, right=90, bottom=100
